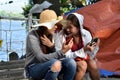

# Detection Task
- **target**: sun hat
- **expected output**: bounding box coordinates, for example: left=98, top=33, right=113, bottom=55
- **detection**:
left=32, top=9, right=62, bottom=29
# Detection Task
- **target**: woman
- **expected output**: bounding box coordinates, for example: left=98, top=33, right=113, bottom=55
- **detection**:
left=54, top=13, right=100, bottom=80
left=66, top=13, right=100, bottom=80
left=25, top=9, right=77, bottom=80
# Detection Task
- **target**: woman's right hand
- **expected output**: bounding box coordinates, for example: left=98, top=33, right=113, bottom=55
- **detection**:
left=61, top=38, right=73, bottom=53
left=40, top=35, right=54, bottom=48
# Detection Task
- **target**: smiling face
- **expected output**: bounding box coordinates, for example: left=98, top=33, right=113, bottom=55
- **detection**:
left=67, top=20, right=79, bottom=36
left=66, top=14, right=81, bottom=36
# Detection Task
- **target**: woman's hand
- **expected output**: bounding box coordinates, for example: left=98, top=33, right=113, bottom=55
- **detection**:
left=96, top=38, right=100, bottom=46
left=40, top=35, right=54, bottom=48
left=84, top=43, right=96, bottom=52
left=84, top=38, right=100, bottom=52
left=62, top=38, right=73, bottom=53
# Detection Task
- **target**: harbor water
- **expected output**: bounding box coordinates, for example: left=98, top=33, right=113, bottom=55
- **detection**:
left=0, top=19, right=27, bottom=61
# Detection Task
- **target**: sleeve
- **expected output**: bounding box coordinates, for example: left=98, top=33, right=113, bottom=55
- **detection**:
left=65, top=29, right=93, bottom=59
left=27, top=34, right=65, bottom=63
left=82, top=30, right=99, bottom=59
left=87, top=46, right=99, bottom=59
left=65, top=48, right=87, bottom=59
left=53, top=31, right=65, bottom=51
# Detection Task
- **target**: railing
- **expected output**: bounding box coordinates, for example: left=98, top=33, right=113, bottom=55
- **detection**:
left=0, top=16, right=39, bottom=61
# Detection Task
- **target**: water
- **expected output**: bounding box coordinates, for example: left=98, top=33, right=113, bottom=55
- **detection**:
left=0, top=19, right=27, bottom=61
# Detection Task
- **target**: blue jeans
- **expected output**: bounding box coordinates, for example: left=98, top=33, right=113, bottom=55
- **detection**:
left=59, top=58, right=76, bottom=80
left=27, top=58, right=76, bottom=80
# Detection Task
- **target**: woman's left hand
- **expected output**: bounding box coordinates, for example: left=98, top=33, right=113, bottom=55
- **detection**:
left=88, top=42, right=97, bottom=52
left=87, top=38, right=100, bottom=52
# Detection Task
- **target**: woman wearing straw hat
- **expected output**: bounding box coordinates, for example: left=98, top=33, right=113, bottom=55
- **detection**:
left=25, top=9, right=76, bottom=80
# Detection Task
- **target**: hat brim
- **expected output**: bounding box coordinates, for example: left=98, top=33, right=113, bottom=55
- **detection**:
left=32, top=20, right=60, bottom=29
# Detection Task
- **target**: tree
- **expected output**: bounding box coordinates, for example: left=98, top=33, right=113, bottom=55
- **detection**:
left=22, top=0, right=99, bottom=18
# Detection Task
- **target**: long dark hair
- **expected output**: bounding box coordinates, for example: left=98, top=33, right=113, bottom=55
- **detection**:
left=36, top=26, right=53, bottom=54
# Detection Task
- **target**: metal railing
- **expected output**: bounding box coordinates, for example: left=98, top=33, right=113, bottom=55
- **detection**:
left=0, top=16, right=39, bottom=61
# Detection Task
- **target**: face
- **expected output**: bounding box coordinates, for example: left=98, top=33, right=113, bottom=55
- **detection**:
left=49, top=25, right=57, bottom=35
left=67, top=20, right=79, bottom=36
left=65, top=27, right=71, bottom=35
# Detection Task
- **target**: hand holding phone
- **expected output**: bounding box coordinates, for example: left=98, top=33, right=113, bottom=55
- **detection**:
left=90, top=37, right=98, bottom=46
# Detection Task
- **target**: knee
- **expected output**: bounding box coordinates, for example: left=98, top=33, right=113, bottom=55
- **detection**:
left=77, top=61, right=87, bottom=73
left=87, top=60, right=98, bottom=71
left=51, top=60, right=61, bottom=72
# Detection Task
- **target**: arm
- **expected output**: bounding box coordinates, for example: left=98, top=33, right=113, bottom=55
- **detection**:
left=87, top=38, right=100, bottom=59
left=65, top=29, right=92, bottom=59
left=27, top=31, right=73, bottom=63
left=65, top=29, right=100, bottom=59
left=65, top=48, right=86, bottom=58
left=87, top=46, right=99, bottom=59
left=27, top=33, right=65, bottom=63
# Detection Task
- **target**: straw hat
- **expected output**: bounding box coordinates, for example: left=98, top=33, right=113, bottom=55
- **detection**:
left=32, top=9, right=61, bottom=29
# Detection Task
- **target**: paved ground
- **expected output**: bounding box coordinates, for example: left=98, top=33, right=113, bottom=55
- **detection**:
left=100, top=78, right=120, bottom=80
left=19, top=75, right=120, bottom=80
left=20, top=78, right=120, bottom=80
left=83, top=77, right=120, bottom=80
left=82, top=73, right=120, bottom=80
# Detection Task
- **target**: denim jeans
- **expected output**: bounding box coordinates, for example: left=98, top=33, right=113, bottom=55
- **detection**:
left=59, top=58, right=77, bottom=80
left=27, top=58, right=76, bottom=80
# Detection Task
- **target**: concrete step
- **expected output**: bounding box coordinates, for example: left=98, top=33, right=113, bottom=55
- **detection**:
left=0, top=68, right=24, bottom=78
left=0, top=76, right=24, bottom=80
left=0, top=59, right=25, bottom=66
left=0, top=63, right=25, bottom=70
left=0, top=59, right=119, bottom=80
left=100, top=78, right=120, bottom=80
left=0, top=59, right=25, bottom=80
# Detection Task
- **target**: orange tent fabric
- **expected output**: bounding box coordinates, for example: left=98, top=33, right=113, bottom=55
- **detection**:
left=75, top=0, right=120, bottom=73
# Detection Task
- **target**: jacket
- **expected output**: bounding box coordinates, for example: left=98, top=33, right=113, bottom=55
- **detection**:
left=54, top=13, right=99, bottom=59
left=25, top=30, right=65, bottom=67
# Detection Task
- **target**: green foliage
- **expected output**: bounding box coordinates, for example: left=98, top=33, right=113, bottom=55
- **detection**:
left=0, top=10, right=24, bottom=18
left=22, top=0, right=87, bottom=17
left=59, top=0, right=86, bottom=14
left=60, top=0, right=72, bottom=14
left=22, top=4, right=34, bottom=18
left=22, top=0, right=88, bottom=17
left=0, top=10, right=8, bottom=16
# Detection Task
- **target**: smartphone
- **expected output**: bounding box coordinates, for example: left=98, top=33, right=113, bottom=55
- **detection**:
left=90, top=37, right=98, bottom=46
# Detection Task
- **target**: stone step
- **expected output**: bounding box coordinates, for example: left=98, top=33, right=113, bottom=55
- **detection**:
left=0, top=60, right=119, bottom=80
left=0, top=68, right=24, bottom=78
left=0, top=76, right=24, bottom=80
left=0, top=63, right=25, bottom=70
left=0, top=59, right=25, bottom=80
left=0, top=59, right=25, bottom=66
left=100, top=78, right=120, bottom=80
